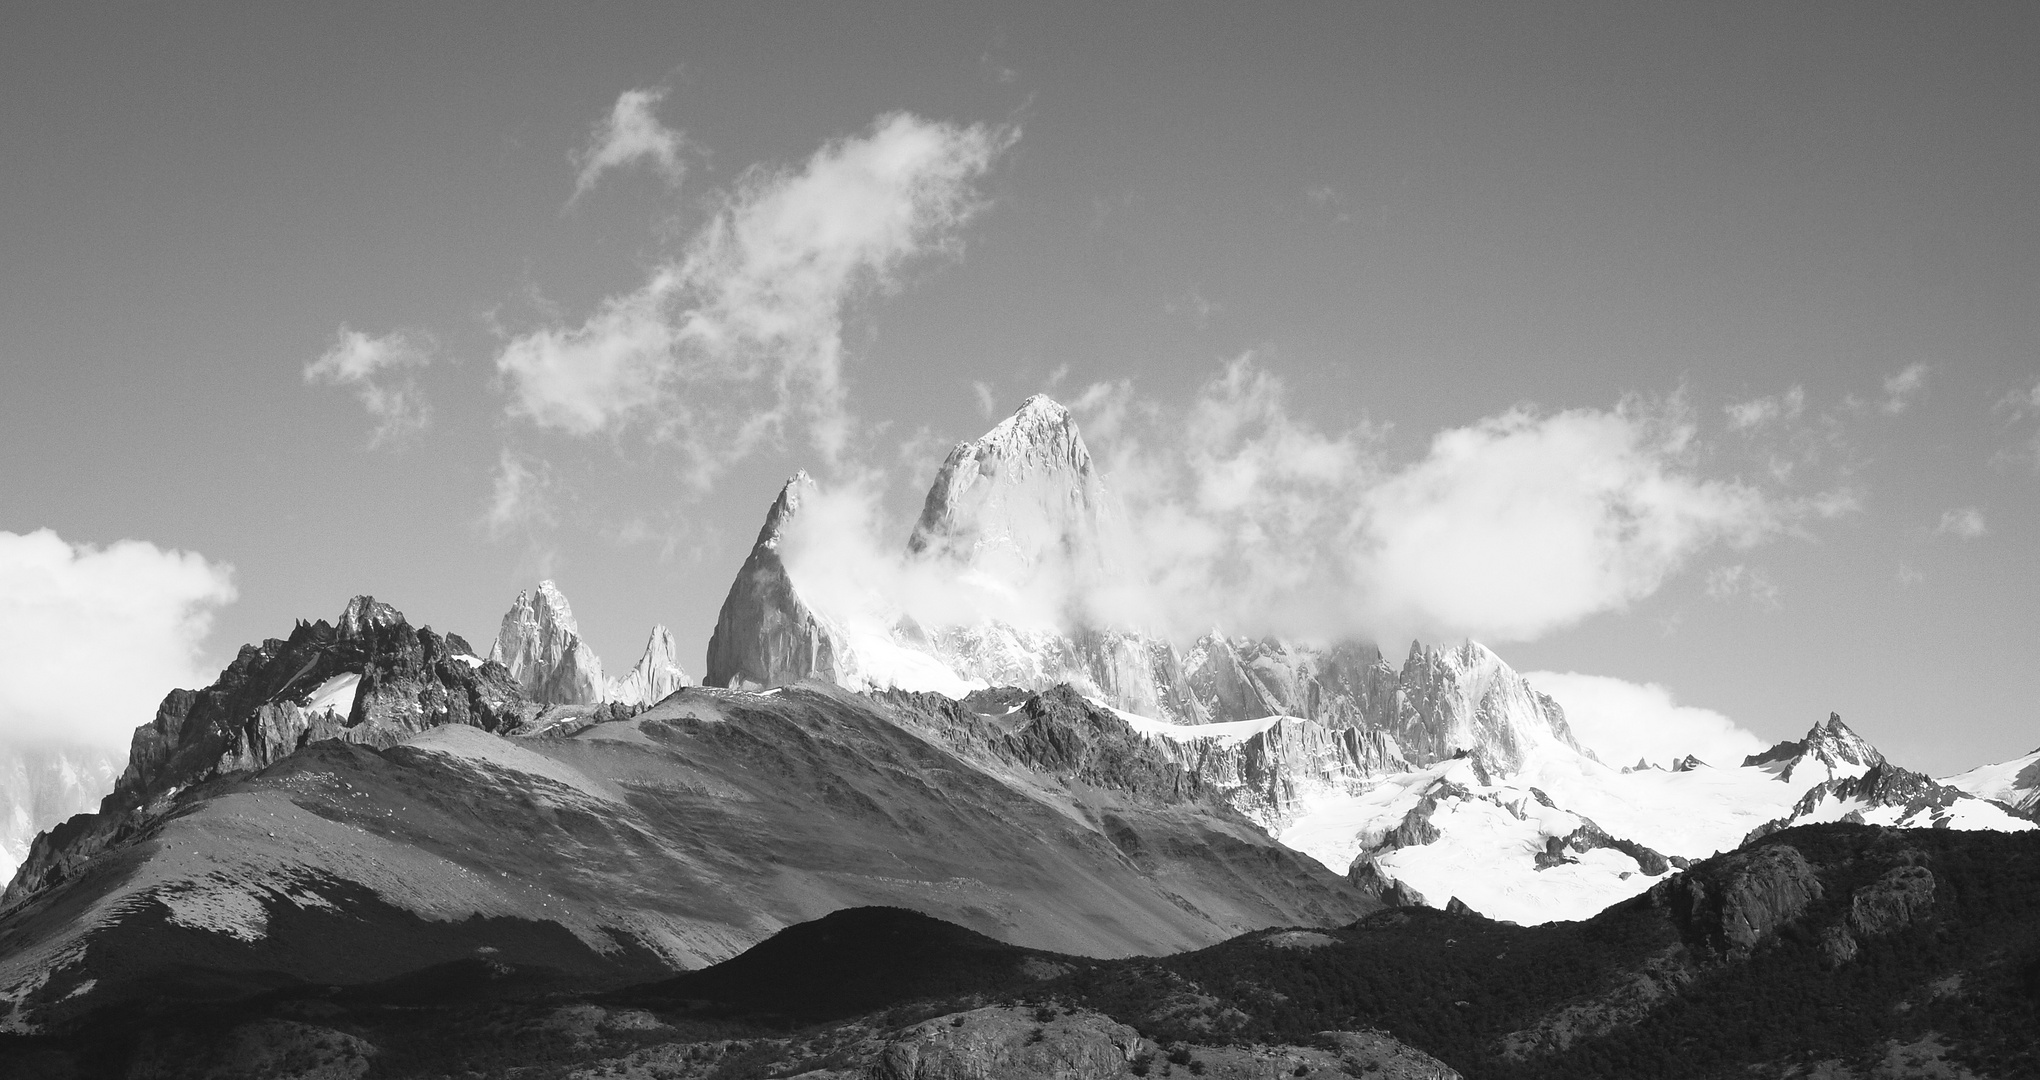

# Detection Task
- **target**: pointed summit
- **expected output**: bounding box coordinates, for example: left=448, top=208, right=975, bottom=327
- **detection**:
left=607, top=624, right=689, bottom=706
left=488, top=580, right=604, bottom=706
left=705, top=473, right=843, bottom=690
left=1742, top=712, right=1885, bottom=783
left=907, top=395, right=1110, bottom=581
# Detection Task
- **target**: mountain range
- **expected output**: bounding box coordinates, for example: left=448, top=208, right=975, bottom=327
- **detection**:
left=0, top=395, right=2034, bottom=1076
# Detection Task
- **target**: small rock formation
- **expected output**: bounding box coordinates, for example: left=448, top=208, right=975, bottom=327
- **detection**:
left=1672, top=754, right=1707, bottom=772
left=1349, top=857, right=1429, bottom=908
left=488, top=581, right=605, bottom=706
left=1536, top=815, right=1673, bottom=876
left=1659, top=842, right=1824, bottom=959
left=605, top=624, right=689, bottom=706
left=1848, top=864, right=1936, bottom=938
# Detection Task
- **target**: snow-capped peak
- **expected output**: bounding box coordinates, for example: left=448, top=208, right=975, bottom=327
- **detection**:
left=907, top=395, right=1110, bottom=580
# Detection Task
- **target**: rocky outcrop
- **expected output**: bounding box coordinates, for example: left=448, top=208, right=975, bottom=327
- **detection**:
left=1535, top=811, right=1673, bottom=876
left=604, top=625, right=688, bottom=707
left=3, top=596, right=534, bottom=908
left=488, top=581, right=604, bottom=706
left=1659, top=842, right=1823, bottom=959
left=705, top=473, right=847, bottom=690
left=872, top=1006, right=1151, bottom=1080
left=868, top=1005, right=1461, bottom=1080
left=1348, top=858, right=1429, bottom=908
left=1848, top=864, right=1936, bottom=938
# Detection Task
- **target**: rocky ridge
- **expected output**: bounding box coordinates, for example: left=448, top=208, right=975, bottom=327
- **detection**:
left=2, top=596, right=537, bottom=909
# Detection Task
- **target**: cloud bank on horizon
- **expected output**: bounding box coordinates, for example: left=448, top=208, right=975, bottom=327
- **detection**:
left=0, top=529, right=236, bottom=750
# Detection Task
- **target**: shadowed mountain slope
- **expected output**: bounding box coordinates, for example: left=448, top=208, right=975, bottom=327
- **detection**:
left=0, top=608, right=1374, bottom=1033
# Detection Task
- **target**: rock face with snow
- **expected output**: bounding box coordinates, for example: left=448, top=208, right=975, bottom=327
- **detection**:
left=1943, top=745, right=2040, bottom=817
left=604, top=624, right=689, bottom=707
left=907, top=394, right=1111, bottom=579
left=1742, top=712, right=1884, bottom=782
left=488, top=581, right=605, bottom=706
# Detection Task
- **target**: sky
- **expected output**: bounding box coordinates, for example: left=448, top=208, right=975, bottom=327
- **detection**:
left=1, top=2, right=2036, bottom=775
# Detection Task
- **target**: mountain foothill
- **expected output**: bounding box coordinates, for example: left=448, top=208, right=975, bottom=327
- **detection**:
left=1, top=397, right=2034, bottom=1079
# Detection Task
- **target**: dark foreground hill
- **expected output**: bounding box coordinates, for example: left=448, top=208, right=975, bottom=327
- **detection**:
left=3, top=823, right=2035, bottom=1079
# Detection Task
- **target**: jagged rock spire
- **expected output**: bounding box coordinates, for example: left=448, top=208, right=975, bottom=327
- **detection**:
left=705, top=472, right=842, bottom=690
left=488, top=580, right=605, bottom=706
left=607, top=624, right=689, bottom=706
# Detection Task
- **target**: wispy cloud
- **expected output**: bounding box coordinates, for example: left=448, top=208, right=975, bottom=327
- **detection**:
left=569, top=88, right=688, bottom=205
left=1993, top=379, right=2040, bottom=471
left=1934, top=506, right=1988, bottom=540
left=1725, top=385, right=1805, bottom=432
left=500, top=112, right=1015, bottom=489
left=0, top=529, right=236, bottom=748
left=972, top=380, right=998, bottom=419
left=1879, top=362, right=1931, bottom=415
left=1704, top=563, right=1782, bottom=609
left=304, top=327, right=433, bottom=447
left=484, top=448, right=553, bottom=540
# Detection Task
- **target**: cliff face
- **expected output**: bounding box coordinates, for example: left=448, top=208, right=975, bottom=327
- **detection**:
left=703, top=472, right=847, bottom=690
left=488, top=581, right=605, bottom=706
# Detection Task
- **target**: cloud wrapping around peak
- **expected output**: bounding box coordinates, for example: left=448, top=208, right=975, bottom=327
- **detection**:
left=304, top=328, right=433, bottom=447
left=1521, top=671, right=1765, bottom=769
left=500, top=112, right=1014, bottom=489
left=0, top=529, right=236, bottom=749
left=1078, top=364, right=1792, bottom=644
left=570, top=88, right=688, bottom=204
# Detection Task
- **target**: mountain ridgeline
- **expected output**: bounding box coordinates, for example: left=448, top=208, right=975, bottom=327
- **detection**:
left=1, top=393, right=2035, bottom=1078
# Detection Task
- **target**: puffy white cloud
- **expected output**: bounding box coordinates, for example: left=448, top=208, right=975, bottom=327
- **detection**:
left=570, top=88, right=688, bottom=203
left=304, top=327, right=433, bottom=446
left=500, top=112, right=1013, bottom=488
left=0, top=529, right=236, bottom=749
left=1935, top=506, right=1988, bottom=540
left=1880, top=362, right=1930, bottom=414
left=1349, top=403, right=1779, bottom=641
left=1072, top=361, right=1796, bottom=645
left=1522, top=671, right=1766, bottom=769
